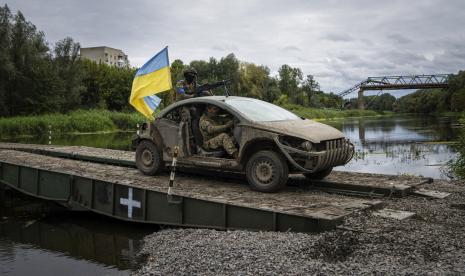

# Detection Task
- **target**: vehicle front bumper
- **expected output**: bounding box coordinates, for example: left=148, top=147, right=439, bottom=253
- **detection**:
left=274, top=137, right=355, bottom=174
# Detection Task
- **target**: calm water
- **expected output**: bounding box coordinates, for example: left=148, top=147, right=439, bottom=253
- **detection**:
left=324, top=115, right=460, bottom=179
left=0, top=114, right=461, bottom=274
left=0, top=190, right=157, bottom=275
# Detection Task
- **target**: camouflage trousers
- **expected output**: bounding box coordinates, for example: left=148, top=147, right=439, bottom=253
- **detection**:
left=204, top=133, right=237, bottom=155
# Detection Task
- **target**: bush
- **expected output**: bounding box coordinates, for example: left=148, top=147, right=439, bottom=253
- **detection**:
left=449, top=116, right=465, bottom=179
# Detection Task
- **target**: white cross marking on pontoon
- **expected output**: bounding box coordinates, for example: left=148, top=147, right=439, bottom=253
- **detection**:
left=120, top=187, right=141, bottom=218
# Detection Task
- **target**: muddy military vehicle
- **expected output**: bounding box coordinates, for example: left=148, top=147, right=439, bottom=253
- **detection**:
left=132, top=96, right=354, bottom=192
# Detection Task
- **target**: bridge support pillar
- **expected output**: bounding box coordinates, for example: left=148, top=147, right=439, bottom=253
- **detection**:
left=358, top=89, right=365, bottom=110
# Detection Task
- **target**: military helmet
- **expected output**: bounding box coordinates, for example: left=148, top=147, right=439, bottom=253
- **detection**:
left=183, top=67, right=197, bottom=83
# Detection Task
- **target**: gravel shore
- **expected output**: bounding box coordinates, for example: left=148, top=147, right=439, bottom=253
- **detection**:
left=135, top=179, right=465, bottom=275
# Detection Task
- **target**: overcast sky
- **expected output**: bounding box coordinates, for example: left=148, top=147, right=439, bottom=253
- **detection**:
left=6, top=0, right=465, bottom=95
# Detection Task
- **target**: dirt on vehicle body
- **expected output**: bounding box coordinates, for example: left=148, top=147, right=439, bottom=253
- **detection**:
left=133, top=96, right=354, bottom=192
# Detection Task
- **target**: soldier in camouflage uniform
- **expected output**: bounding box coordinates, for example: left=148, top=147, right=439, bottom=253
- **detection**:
left=176, top=67, right=212, bottom=122
left=176, top=67, right=212, bottom=101
left=199, top=105, right=238, bottom=158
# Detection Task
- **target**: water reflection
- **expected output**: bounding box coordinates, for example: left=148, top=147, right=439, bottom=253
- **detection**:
left=325, top=115, right=460, bottom=179
left=2, top=131, right=135, bottom=151
left=0, top=190, right=156, bottom=275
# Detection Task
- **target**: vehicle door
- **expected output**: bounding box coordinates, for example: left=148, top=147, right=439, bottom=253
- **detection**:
left=155, top=106, right=189, bottom=160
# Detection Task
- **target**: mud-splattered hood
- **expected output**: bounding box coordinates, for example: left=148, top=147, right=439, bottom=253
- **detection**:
left=252, top=119, right=345, bottom=143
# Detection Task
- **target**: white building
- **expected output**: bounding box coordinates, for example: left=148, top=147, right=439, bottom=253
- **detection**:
left=80, top=46, right=129, bottom=68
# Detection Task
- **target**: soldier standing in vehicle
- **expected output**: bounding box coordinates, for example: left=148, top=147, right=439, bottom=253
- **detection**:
left=176, top=67, right=212, bottom=101
left=200, top=105, right=238, bottom=159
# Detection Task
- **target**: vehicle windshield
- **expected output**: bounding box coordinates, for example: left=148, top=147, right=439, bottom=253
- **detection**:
left=224, top=98, right=301, bottom=122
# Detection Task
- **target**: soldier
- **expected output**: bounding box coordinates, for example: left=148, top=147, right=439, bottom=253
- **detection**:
left=176, top=67, right=212, bottom=101
left=199, top=105, right=238, bottom=159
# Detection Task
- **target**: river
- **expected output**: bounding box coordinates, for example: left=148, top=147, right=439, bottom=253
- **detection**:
left=0, top=114, right=461, bottom=275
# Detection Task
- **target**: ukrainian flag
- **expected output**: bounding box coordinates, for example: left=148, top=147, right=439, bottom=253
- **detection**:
left=130, top=47, right=172, bottom=120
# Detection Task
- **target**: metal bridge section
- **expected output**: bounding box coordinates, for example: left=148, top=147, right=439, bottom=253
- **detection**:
left=338, top=74, right=452, bottom=109
left=1, top=143, right=436, bottom=233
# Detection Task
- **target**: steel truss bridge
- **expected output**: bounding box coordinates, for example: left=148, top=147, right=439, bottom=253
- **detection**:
left=338, top=74, right=452, bottom=109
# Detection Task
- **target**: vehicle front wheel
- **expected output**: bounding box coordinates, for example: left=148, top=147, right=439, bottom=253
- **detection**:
left=246, top=150, right=289, bottom=192
left=304, top=167, right=333, bottom=180
left=135, top=140, right=162, bottom=175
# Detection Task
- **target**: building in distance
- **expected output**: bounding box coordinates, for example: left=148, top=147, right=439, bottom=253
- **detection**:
left=80, top=46, right=129, bottom=68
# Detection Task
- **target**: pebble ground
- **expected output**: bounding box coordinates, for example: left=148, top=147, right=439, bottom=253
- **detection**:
left=135, top=179, right=465, bottom=275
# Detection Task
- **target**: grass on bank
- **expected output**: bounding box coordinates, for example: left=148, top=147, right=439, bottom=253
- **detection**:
left=0, top=110, right=145, bottom=138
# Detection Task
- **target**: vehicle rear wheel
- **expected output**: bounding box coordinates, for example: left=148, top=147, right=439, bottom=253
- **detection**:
left=136, top=140, right=162, bottom=175
left=246, top=150, right=289, bottom=192
left=304, top=167, right=333, bottom=180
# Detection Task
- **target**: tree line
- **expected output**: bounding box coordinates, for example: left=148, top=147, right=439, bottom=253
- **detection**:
left=393, top=72, right=465, bottom=113
left=0, top=5, right=343, bottom=117
left=1, top=4, right=464, bottom=118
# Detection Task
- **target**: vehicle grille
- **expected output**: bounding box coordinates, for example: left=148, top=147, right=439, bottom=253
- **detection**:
left=316, top=138, right=354, bottom=170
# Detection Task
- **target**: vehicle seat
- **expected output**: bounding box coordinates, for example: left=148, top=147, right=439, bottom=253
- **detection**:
left=191, top=108, right=225, bottom=158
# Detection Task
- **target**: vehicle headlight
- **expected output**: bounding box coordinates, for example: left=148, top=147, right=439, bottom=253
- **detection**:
left=302, top=141, right=313, bottom=151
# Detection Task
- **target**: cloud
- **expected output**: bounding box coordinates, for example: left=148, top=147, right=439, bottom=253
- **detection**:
left=281, top=45, right=301, bottom=52
left=387, top=34, right=412, bottom=44
left=6, top=0, right=465, bottom=95
left=321, top=33, right=354, bottom=42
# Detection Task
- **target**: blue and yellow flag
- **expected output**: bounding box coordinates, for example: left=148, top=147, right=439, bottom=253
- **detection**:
left=130, top=47, right=172, bottom=120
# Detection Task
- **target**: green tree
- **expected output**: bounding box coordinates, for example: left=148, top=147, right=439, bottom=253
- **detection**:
left=278, top=64, right=303, bottom=104
left=263, top=77, right=281, bottom=103
left=217, top=53, right=240, bottom=95
left=80, top=60, right=136, bottom=111
left=8, top=10, right=50, bottom=115
left=80, top=59, right=107, bottom=109
left=0, top=4, right=12, bottom=115
left=238, top=62, right=270, bottom=98
left=302, top=75, right=320, bottom=107
left=449, top=71, right=465, bottom=112
left=366, top=93, right=396, bottom=111
left=53, top=37, right=85, bottom=112
left=395, top=89, right=443, bottom=113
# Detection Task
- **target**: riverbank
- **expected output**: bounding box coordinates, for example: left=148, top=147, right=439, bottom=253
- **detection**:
left=0, top=110, right=145, bottom=138
left=0, top=107, right=392, bottom=138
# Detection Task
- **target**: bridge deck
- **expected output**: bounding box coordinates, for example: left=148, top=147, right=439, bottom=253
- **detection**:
left=0, top=149, right=380, bottom=219
left=0, top=144, right=431, bottom=232
left=0, top=143, right=426, bottom=196
left=0, top=142, right=134, bottom=166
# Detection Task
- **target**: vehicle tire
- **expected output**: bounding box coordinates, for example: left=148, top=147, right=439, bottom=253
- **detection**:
left=304, top=167, right=333, bottom=180
left=246, top=150, right=289, bottom=192
left=136, top=140, right=162, bottom=175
